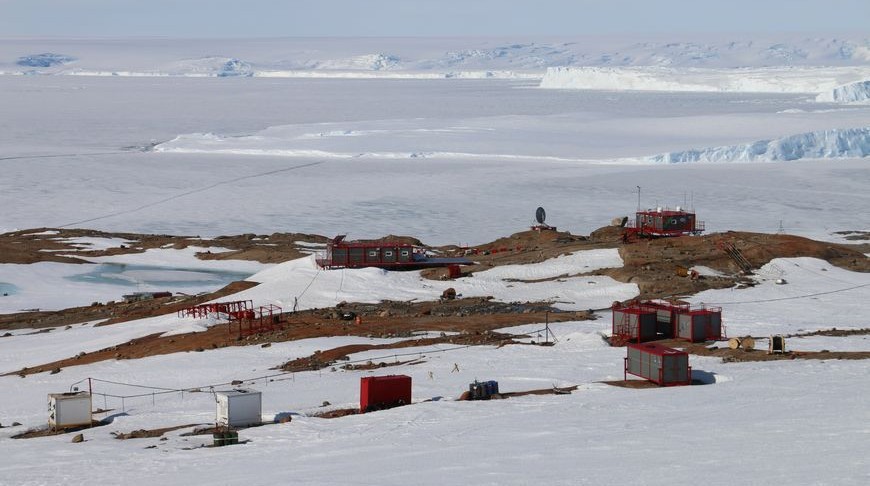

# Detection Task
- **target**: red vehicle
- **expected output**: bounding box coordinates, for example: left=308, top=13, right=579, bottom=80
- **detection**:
left=360, top=375, right=412, bottom=413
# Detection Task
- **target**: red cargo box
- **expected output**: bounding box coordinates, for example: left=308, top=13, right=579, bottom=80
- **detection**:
left=624, top=342, right=692, bottom=386
left=360, top=375, right=412, bottom=413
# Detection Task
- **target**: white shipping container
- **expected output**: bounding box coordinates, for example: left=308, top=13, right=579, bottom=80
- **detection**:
left=215, top=389, right=262, bottom=427
left=48, top=392, right=92, bottom=428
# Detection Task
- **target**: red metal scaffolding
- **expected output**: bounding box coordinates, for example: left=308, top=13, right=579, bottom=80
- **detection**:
left=236, top=304, right=283, bottom=338
left=177, top=300, right=285, bottom=338
left=178, top=300, right=253, bottom=320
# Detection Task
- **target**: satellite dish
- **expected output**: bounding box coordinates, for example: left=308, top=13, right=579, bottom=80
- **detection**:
left=535, top=207, right=546, bottom=225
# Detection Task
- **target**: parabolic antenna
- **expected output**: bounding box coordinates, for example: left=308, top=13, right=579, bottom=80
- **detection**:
left=535, top=207, right=546, bottom=225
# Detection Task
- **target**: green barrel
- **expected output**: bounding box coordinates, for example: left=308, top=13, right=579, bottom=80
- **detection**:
left=213, top=432, right=226, bottom=447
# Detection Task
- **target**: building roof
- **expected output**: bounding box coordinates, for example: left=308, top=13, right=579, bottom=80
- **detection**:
left=627, top=342, right=688, bottom=356
left=636, top=209, right=695, bottom=216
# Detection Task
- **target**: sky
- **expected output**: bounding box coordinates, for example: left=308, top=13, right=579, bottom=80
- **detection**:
left=1, top=0, right=868, bottom=38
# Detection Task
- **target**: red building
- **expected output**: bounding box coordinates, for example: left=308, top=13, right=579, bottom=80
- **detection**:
left=624, top=207, right=704, bottom=238
left=612, top=300, right=725, bottom=345
left=317, top=235, right=472, bottom=270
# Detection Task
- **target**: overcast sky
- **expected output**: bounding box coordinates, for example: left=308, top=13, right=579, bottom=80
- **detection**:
left=1, top=0, right=867, bottom=37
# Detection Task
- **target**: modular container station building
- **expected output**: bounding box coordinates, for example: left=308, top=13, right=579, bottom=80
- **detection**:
left=317, top=235, right=472, bottom=270
left=612, top=300, right=724, bottom=344
left=612, top=305, right=658, bottom=343
left=625, top=343, right=692, bottom=386
left=675, top=306, right=724, bottom=342
left=624, top=207, right=704, bottom=238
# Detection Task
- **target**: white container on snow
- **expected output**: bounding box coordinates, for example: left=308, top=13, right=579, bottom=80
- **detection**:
left=48, top=392, right=92, bottom=428
left=215, top=389, right=262, bottom=427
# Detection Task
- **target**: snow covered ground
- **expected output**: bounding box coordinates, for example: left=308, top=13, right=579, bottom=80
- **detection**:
left=1, top=36, right=869, bottom=485
left=688, top=257, right=870, bottom=335
left=0, top=247, right=635, bottom=366
left=1, top=318, right=868, bottom=485
left=1, top=246, right=868, bottom=484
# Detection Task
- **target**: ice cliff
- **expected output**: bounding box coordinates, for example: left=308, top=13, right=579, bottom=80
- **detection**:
left=647, top=127, right=870, bottom=163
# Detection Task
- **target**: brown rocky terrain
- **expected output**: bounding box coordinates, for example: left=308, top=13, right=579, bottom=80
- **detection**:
left=1, top=225, right=868, bottom=376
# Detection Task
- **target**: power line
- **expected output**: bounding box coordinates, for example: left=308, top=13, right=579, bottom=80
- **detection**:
left=56, top=160, right=325, bottom=228
left=703, top=282, right=870, bottom=306
left=75, top=330, right=550, bottom=401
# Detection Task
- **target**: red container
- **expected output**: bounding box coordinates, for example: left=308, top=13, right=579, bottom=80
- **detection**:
left=624, top=343, right=692, bottom=386
left=360, top=375, right=412, bottom=413
left=447, top=264, right=461, bottom=279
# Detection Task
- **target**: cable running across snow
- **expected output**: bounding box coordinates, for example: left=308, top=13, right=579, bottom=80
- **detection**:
left=56, top=160, right=326, bottom=228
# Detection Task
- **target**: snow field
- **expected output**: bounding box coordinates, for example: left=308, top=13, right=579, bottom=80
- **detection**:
left=688, top=257, right=870, bottom=336
left=0, top=246, right=632, bottom=370
left=1, top=35, right=869, bottom=485
left=232, top=250, right=636, bottom=314
left=2, top=75, right=868, bottom=246
left=0, top=317, right=867, bottom=485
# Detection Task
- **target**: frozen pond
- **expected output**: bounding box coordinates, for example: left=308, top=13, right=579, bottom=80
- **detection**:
left=0, top=282, right=18, bottom=296
left=65, top=262, right=253, bottom=291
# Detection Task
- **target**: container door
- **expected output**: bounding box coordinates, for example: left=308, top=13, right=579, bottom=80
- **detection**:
left=640, top=353, right=651, bottom=379
left=662, top=355, right=689, bottom=384
left=627, top=348, right=642, bottom=376
left=710, top=313, right=721, bottom=339
left=640, top=314, right=656, bottom=341
left=650, top=355, right=662, bottom=383
left=692, top=315, right=709, bottom=342
left=678, top=314, right=691, bottom=339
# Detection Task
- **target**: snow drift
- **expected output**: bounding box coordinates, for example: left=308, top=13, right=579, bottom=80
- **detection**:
left=647, top=127, right=870, bottom=163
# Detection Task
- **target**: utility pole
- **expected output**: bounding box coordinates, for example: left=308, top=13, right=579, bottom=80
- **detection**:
left=545, top=311, right=550, bottom=345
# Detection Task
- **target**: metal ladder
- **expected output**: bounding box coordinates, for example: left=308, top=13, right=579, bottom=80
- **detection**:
left=717, top=240, right=753, bottom=274
left=612, top=311, right=632, bottom=346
